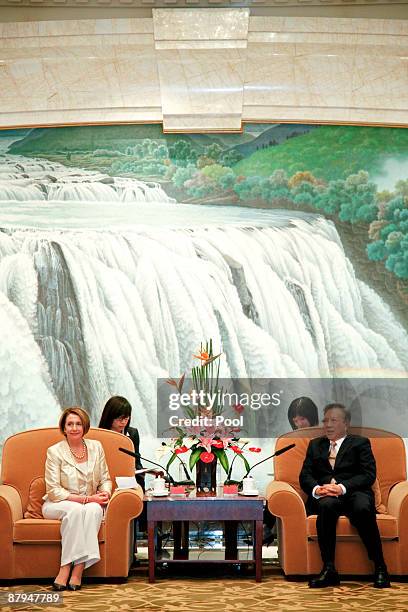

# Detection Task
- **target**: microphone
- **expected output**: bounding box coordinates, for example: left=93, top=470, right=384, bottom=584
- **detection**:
left=244, top=443, right=296, bottom=477
left=118, top=447, right=194, bottom=486
left=118, top=447, right=175, bottom=484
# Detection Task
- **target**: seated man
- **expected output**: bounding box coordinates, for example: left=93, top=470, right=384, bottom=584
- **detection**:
left=299, top=403, right=390, bottom=589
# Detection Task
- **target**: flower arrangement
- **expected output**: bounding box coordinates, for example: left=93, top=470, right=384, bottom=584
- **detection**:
left=161, top=340, right=262, bottom=488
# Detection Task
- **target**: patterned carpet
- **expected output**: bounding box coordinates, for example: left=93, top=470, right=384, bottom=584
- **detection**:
left=2, top=565, right=408, bottom=612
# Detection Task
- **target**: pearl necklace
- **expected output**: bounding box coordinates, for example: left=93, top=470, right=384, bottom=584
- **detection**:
left=68, top=440, right=87, bottom=460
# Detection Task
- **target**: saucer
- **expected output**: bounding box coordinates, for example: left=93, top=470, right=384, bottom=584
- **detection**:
left=238, top=490, right=259, bottom=496
left=152, top=490, right=168, bottom=497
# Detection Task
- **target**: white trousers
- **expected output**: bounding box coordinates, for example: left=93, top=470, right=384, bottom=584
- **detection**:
left=42, top=500, right=103, bottom=569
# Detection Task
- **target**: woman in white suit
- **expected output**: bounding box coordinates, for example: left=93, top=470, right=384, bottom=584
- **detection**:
left=43, top=407, right=112, bottom=591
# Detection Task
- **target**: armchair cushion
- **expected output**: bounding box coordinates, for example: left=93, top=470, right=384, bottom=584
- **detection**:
left=14, top=518, right=105, bottom=542
left=24, top=477, right=46, bottom=519
left=306, top=513, right=397, bottom=539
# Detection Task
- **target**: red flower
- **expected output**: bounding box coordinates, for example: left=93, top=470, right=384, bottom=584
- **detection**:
left=175, top=445, right=188, bottom=454
left=249, top=447, right=261, bottom=453
left=211, top=440, right=224, bottom=449
left=230, top=445, right=243, bottom=454
left=233, top=403, right=244, bottom=414
left=200, top=451, right=215, bottom=463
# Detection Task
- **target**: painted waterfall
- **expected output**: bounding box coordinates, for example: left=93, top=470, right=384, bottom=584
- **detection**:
left=1, top=124, right=407, bottom=484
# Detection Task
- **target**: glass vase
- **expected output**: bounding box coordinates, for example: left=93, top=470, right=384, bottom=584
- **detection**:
left=195, top=457, right=217, bottom=495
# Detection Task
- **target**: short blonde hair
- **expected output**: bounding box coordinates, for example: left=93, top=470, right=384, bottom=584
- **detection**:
left=59, top=407, right=90, bottom=436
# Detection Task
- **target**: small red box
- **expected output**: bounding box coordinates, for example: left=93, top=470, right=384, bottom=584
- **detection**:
left=223, top=484, right=238, bottom=494
left=170, top=485, right=186, bottom=495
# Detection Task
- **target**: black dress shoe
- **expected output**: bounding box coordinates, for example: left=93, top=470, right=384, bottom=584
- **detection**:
left=262, top=534, right=275, bottom=547
left=68, top=583, right=82, bottom=591
left=374, top=566, right=391, bottom=588
left=52, top=582, right=67, bottom=591
left=309, top=566, right=340, bottom=588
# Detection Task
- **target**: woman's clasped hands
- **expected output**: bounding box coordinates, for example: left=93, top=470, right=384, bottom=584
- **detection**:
left=86, top=491, right=111, bottom=505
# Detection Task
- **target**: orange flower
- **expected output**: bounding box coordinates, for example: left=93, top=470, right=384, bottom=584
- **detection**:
left=192, top=351, right=210, bottom=362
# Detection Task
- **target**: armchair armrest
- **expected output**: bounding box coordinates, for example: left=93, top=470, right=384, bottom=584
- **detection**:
left=0, top=484, right=23, bottom=523
left=266, top=481, right=308, bottom=576
left=0, top=484, right=23, bottom=579
left=387, top=481, right=408, bottom=574
left=387, top=481, right=408, bottom=519
left=266, top=481, right=307, bottom=519
left=104, top=488, right=144, bottom=577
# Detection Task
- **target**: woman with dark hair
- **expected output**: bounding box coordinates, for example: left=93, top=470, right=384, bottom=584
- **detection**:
left=98, top=396, right=144, bottom=488
left=264, top=396, right=319, bottom=547
left=288, top=396, right=319, bottom=430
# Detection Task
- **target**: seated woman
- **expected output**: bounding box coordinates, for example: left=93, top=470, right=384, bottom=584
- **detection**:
left=98, top=396, right=146, bottom=535
left=264, top=396, right=319, bottom=546
left=287, top=396, right=319, bottom=430
left=42, top=407, right=111, bottom=591
left=98, top=396, right=144, bottom=489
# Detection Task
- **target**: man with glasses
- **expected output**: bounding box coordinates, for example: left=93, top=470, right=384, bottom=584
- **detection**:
left=300, top=403, right=390, bottom=589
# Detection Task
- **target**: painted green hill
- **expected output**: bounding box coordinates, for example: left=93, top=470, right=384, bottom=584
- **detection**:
left=233, top=125, right=408, bottom=182
left=8, top=124, right=219, bottom=155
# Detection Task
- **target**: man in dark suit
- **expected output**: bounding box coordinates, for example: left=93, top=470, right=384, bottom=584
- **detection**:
left=300, top=403, right=390, bottom=588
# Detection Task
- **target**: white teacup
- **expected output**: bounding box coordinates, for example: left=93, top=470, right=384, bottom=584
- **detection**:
left=242, top=476, right=257, bottom=494
left=153, top=476, right=167, bottom=494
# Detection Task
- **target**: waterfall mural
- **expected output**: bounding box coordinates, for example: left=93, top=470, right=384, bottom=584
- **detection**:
left=0, top=124, right=407, bottom=483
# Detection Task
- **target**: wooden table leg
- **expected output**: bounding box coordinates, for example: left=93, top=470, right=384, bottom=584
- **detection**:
left=148, top=520, right=155, bottom=583
left=181, top=520, right=189, bottom=557
left=173, top=521, right=189, bottom=560
left=224, top=521, right=238, bottom=560
left=255, top=520, right=263, bottom=582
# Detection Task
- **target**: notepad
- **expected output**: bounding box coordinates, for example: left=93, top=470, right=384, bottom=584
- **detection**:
left=115, top=476, right=138, bottom=489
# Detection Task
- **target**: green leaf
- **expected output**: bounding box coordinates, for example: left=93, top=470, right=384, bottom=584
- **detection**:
left=213, top=448, right=229, bottom=474
left=236, top=453, right=251, bottom=474
left=165, top=452, right=178, bottom=471
left=189, top=448, right=202, bottom=471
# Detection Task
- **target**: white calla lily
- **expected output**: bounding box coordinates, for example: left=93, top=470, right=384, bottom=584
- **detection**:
left=182, top=437, right=198, bottom=449
left=155, top=445, right=170, bottom=460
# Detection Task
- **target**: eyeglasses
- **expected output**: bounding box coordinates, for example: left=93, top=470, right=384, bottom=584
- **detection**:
left=113, top=415, right=130, bottom=422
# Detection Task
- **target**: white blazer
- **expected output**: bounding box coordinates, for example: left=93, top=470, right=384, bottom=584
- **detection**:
left=43, top=438, right=112, bottom=502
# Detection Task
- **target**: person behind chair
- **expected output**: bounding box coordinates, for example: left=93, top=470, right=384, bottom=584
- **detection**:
left=264, top=396, right=320, bottom=546
left=299, top=403, right=390, bottom=589
left=98, top=396, right=144, bottom=490
left=43, top=407, right=112, bottom=591
left=98, top=396, right=146, bottom=537
left=288, top=396, right=319, bottom=430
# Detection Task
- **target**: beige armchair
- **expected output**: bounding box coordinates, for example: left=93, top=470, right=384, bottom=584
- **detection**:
left=0, top=427, right=143, bottom=580
left=267, top=427, right=408, bottom=576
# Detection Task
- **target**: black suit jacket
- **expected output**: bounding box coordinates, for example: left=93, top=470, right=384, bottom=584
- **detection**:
left=126, top=426, right=144, bottom=490
left=299, top=434, right=376, bottom=505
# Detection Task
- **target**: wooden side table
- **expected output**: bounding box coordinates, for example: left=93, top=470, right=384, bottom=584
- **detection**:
left=146, top=493, right=264, bottom=582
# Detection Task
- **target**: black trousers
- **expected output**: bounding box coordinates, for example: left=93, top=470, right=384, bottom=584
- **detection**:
left=310, top=491, right=385, bottom=567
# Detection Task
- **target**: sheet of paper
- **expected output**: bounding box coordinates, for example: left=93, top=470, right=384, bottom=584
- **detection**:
left=135, top=468, right=160, bottom=475
left=115, top=476, right=138, bottom=489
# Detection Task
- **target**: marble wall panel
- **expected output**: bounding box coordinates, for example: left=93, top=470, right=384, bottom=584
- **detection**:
left=156, top=48, right=246, bottom=130
left=0, top=12, right=407, bottom=129
left=153, top=8, right=249, bottom=41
